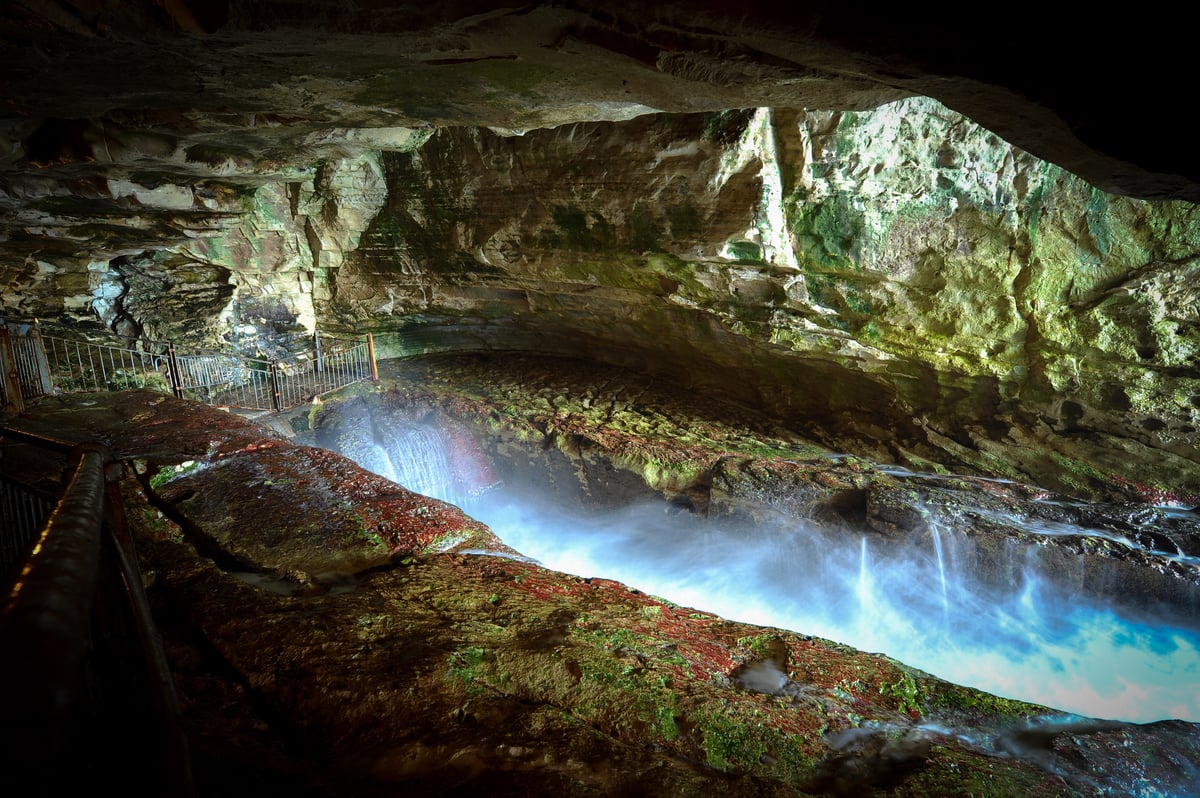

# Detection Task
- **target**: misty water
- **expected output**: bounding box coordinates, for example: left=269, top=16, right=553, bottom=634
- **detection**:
left=359, top=424, right=1200, bottom=725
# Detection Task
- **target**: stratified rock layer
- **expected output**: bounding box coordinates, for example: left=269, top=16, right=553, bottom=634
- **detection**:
left=9, top=100, right=1196, bottom=502
left=328, top=103, right=1198, bottom=501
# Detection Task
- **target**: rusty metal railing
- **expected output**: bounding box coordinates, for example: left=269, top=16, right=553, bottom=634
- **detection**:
left=41, top=332, right=172, bottom=395
left=2, top=322, right=377, bottom=413
left=0, top=432, right=193, bottom=796
left=174, top=333, right=374, bottom=411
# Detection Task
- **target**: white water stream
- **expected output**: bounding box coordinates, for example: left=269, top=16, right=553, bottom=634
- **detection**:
left=362, top=431, right=1200, bottom=724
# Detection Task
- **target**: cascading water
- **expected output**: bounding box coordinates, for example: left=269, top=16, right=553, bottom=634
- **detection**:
left=366, top=412, right=498, bottom=508
left=855, top=537, right=878, bottom=652
left=355, top=420, right=1200, bottom=725
left=378, top=426, right=458, bottom=503
left=931, top=524, right=949, bottom=621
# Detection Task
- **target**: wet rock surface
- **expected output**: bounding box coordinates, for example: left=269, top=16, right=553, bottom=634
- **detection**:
left=7, top=355, right=1195, bottom=794
left=4, top=389, right=503, bottom=587
left=335, top=354, right=1200, bottom=595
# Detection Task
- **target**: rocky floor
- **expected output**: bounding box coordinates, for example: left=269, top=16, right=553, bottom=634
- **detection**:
left=4, top=355, right=1200, bottom=796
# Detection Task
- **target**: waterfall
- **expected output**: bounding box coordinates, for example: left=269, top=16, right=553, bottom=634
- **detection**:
left=333, top=419, right=1200, bottom=724
left=386, top=425, right=458, bottom=504
left=856, top=536, right=871, bottom=603
left=854, top=536, right=879, bottom=653
left=369, top=415, right=497, bottom=508
left=930, top=522, right=949, bottom=623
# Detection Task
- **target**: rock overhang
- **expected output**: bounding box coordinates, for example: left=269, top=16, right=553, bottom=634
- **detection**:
left=2, top=1, right=1198, bottom=504
left=2, top=2, right=1197, bottom=204
left=2, top=1, right=1195, bottom=278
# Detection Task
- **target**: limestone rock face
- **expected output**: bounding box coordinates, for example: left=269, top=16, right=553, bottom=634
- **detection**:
left=314, top=100, right=1198, bottom=500
left=0, top=3, right=1197, bottom=500
left=182, top=153, right=396, bottom=353
left=92, top=250, right=234, bottom=345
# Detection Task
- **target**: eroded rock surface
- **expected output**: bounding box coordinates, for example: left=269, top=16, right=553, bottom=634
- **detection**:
left=7, top=98, right=1197, bottom=505
left=7, top=382, right=1200, bottom=796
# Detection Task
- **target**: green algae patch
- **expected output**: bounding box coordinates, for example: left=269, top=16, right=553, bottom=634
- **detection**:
left=891, top=744, right=1079, bottom=798
left=878, top=671, right=923, bottom=718
left=149, top=458, right=203, bottom=489
left=446, top=645, right=491, bottom=693
left=790, top=195, right=864, bottom=270
left=421, top=527, right=491, bottom=554
left=699, top=709, right=768, bottom=771
left=921, top=676, right=1051, bottom=728
left=892, top=744, right=1080, bottom=792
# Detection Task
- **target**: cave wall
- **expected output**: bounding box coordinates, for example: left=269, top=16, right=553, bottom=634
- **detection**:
left=315, top=98, right=1199, bottom=497
left=4, top=97, right=1198, bottom=499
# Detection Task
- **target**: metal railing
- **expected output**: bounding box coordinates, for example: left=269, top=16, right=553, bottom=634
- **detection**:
left=42, top=332, right=172, bottom=395
left=10, top=326, right=53, bottom=400
left=2, top=323, right=377, bottom=413
left=0, top=475, right=53, bottom=578
left=175, top=333, right=375, bottom=411
left=0, top=430, right=193, bottom=796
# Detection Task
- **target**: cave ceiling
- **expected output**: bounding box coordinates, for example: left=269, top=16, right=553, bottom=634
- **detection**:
left=2, top=1, right=1196, bottom=221
left=2, top=2, right=1194, bottom=264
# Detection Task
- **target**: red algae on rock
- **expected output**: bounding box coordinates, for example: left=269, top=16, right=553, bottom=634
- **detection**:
left=9, top=383, right=1196, bottom=796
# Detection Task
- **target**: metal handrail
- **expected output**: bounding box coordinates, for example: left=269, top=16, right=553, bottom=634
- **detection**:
left=0, top=435, right=193, bottom=796
left=4, top=323, right=376, bottom=413
left=41, top=332, right=171, bottom=394
left=0, top=447, right=106, bottom=766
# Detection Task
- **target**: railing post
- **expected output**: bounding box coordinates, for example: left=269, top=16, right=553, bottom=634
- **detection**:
left=27, top=327, right=54, bottom=397
left=366, top=333, right=379, bottom=383
left=268, top=360, right=282, bottom=411
left=165, top=342, right=184, bottom=399
left=0, top=327, right=24, bottom=413
left=314, top=330, right=323, bottom=375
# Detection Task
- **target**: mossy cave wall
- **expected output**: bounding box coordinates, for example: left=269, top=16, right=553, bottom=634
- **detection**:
left=13, top=98, right=1200, bottom=501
